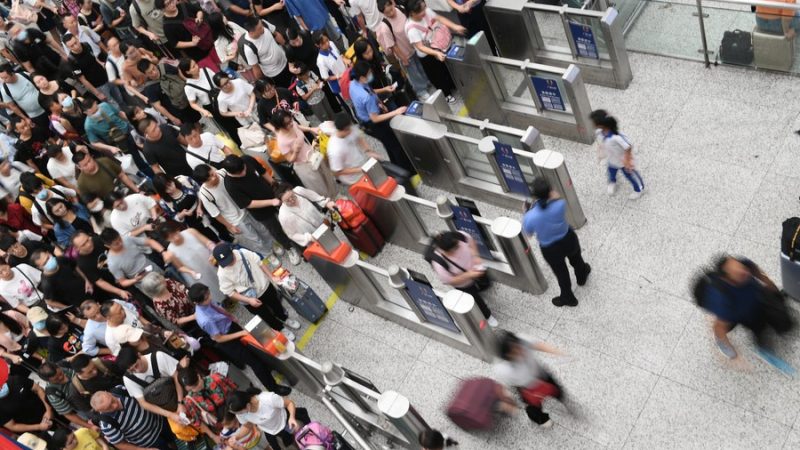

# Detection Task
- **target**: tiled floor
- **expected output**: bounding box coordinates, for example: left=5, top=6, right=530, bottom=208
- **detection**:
left=256, top=51, right=800, bottom=449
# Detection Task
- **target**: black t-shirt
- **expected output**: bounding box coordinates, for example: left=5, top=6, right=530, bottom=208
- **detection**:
left=285, top=32, right=319, bottom=73
left=258, top=0, right=293, bottom=32
left=69, top=43, right=109, bottom=88
left=79, top=367, right=124, bottom=394
left=256, top=87, right=293, bottom=126
left=142, top=125, right=193, bottom=177
left=142, top=65, right=182, bottom=110
left=47, top=324, right=83, bottom=362
left=224, top=156, right=277, bottom=221
left=15, top=126, right=50, bottom=174
left=12, top=29, right=61, bottom=78
left=40, top=256, right=93, bottom=305
left=163, top=4, right=207, bottom=61
left=0, top=376, right=46, bottom=426
left=7, top=239, right=48, bottom=267
left=77, top=235, right=117, bottom=286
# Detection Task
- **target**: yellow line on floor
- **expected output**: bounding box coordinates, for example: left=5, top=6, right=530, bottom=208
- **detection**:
left=295, top=286, right=344, bottom=351
left=458, top=105, right=469, bottom=117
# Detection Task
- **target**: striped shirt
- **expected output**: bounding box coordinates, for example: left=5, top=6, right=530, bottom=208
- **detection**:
left=45, top=369, right=79, bottom=415
left=98, top=395, right=164, bottom=447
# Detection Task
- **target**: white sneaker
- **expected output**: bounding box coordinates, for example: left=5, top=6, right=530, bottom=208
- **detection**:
left=272, top=244, right=285, bottom=256
left=628, top=190, right=643, bottom=200
left=284, top=318, right=301, bottom=330
left=281, top=328, right=296, bottom=341
left=607, top=183, right=617, bottom=195
left=540, top=419, right=554, bottom=428
left=445, top=95, right=457, bottom=104
left=487, top=316, right=499, bottom=328
left=287, top=248, right=301, bottom=265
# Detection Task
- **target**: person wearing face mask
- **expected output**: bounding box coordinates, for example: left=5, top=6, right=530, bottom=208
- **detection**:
left=32, top=248, right=102, bottom=309
left=0, top=235, right=51, bottom=267
left=19, top=172, right=77, bottom=230
left=348, top=60, right=413, bottom=174
left=0, top=358, right=56, bottom=434
left=0, top=258, right=43, bottom=313
left=8, top=27, right=66, bottom=81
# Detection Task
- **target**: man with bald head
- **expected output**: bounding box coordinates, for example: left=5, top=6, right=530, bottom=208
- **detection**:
left=91, top=390, right=171, bottom=450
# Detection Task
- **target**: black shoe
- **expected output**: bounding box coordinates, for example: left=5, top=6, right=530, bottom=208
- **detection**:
left=552, top=296, right=579, bottom=307
left=271, top=385, right=292, bottom=396
left=576, top=264, right=592, bottom=286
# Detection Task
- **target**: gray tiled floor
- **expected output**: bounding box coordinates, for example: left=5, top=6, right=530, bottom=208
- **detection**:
left=268, top=51, right=800, bottom=449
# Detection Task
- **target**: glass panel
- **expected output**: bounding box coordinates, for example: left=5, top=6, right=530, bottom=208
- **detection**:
left=447, top=137, right=500, bottom=185
left=532, top=10, right=571, bottom=50
left=493, top=130, right=524, bottom=148
left=488, top=62, right=534, bottom=106
left=565, top=16, right=610, bottom=57
left=410, top=201, right=443, bottom=234
left=443, top=118, right=485, bottom=140
left=525, top=72, right=574, bottom=113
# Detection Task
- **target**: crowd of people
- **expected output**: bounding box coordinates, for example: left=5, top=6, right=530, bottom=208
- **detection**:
left=0, top=0, right=501, bottom=446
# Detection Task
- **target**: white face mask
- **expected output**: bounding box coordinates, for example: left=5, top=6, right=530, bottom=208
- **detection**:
left=89, top=201, right=104, bottom=213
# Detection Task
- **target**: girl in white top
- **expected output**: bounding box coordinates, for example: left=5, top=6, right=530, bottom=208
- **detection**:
left=590, top=109, right=645, bottom=200
left=45, top=145, right=78, bottom=190
left=228, top=388, right=304, bottom=450
left=214, top=72, right=258, bottom=126
left=208, top=13, right=247, bottom=72
left=0, top=262, right=43, bottom=312
left=275, top=184, right=335, bottom=247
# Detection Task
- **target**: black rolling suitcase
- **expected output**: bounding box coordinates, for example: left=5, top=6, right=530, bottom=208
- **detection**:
left=283, top=279, right=328, bottom=324
left=719, top=30, right=754, bottom=65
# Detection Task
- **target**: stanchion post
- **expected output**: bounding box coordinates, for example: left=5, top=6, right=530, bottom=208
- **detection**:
left=442, top=290, right=498, bottom=361
left=377, top=391, right=430, bottom=450
left=490, top=217, right=548, bottom=295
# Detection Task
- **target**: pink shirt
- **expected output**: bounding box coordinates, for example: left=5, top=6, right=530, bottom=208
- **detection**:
left=375, top=11, right=414, bottom=63
left=430, top=232, right=476, bottom=288
left=277, top=122, right=312, bottom=163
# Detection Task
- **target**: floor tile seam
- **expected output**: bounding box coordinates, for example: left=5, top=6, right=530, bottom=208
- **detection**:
left=587, top=264, right=696, bottom=304
left=726, top=170, right=770, bottom=243
left=642, top=145, right=777, bottom=183
left=619, top=198, right=739, bottom=237
left=618, top=375, right=665, bottom=450
left=657, top=369, right=800, bottom=429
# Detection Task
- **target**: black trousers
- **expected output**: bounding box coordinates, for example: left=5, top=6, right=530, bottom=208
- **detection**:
left=459, top=5, right=497, bottom=55
left=257, top=212, right=296, bottom=251
left=244, top=284, right=289, bottom=331
left=363, top=120, right=415, bottom=174
left=264, top=407, right=311, bottom=449
left=419, top=54, right=455, bottom=97
left=540, top=229, right=588, bottom=302
left=459, top=282, right=492, bottom=319
left=522, top=371, right=563, bottom=425
left=216, top=323, right=286, bottom=391
left=269, top=66, right=295, bottom=89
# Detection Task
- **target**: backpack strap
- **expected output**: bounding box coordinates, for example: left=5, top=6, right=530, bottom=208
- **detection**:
left=150, top=351, right=160, bottom=377
left=131, top=0, right=147, bottom=29
left=238, top=250, right=255, bottom=285
left=13, top=266, right=42, bottom=303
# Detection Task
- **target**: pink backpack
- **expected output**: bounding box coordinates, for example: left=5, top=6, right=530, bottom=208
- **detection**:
left=295, top=422, right=336, bottom=450
left=408, top=16, right=452, bottom=52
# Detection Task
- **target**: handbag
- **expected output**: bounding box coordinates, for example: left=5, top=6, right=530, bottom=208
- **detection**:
left=125, top=353, right=179, bottom=411
left=99, top=110, right=128, bottom=144
left=518, top=380, right=560, bottom=407
left=307, top=149, right=323, bottom=171
left=238, top=123, right=266, bottom=150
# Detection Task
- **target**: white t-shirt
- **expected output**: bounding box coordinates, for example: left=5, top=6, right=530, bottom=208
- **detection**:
left=597, top=131, right=632, bottom=168
left=316, top=46, right=346, bottom=81
left=327, top=129, right=369, bottom=185
left=349, top=0, right=383, bottom=30
left=0, top=264, right=43, bottom=308
left=235, top=392, right=287, bottom=435
left=186, top=133, right=227, bottom=169
left=217, top=79, right=255, bottom=126
left=0, top=161, right=32, bottom=196
left=183, top=68, right=217, bottom=107
left=405, top=8, right=439, bottom=58
left=493, top=345, right=543, bottom=388
left=199, top=170, right=246, bottom=225
left=241, top=23, right=287, bottom=78
left=104, top=309, right=144, bottom=355
left=46, top=148, right=77, bottom=187
left=122, top=351, right=180, bottom=399
left=109, top=193, right=156, bottom=236
left=105, top=53, right=126, bottom=83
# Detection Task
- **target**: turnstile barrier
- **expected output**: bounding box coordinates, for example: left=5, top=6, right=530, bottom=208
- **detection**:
left=485, top=0, right=632, bottom=89
left=303, top=225, right=498, bottom=362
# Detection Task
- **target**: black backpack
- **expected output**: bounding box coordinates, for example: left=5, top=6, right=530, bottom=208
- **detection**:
left=781, top=217, right=800, bottom=261
left=691, top=270, right=718, bottom=309
left=719, top=30, right=754, bottom=66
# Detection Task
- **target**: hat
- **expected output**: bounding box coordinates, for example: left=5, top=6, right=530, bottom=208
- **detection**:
left=213, top=243, right=235, bottom=268
left=0, top=358, right=8, bottom=387
left=17, top=433, right=47, bottom=450
left=113, top=324, right=145, bottom=344
left=26, top=306, right=47, bottom=324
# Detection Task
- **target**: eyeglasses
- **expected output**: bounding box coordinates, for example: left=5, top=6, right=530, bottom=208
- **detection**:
left=218, top=80, right=230, bottom=89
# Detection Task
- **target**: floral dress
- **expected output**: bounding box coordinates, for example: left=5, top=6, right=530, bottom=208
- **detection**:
left=183, top=373, right=238, bottom=433
left=153, top=279, right=195, bottom=325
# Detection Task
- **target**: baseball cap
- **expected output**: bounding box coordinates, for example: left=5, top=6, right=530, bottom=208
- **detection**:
left=112, top=324, right=144, bottom=344
left=213, top=243, right=235, bottom=268
left=26, top=306, right=47, bottom=324
left=0, top=358, right=8, bottom=387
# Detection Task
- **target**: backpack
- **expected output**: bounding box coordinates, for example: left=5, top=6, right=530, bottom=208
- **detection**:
left=124, top=352, right=179, bottom=411
left=185, top=68, right=220, bottom=115
left=294, top=421, right=336, bottom=450
left=149, top=63, right=190, bottom=110
left=782, top=217, right=800, bottom=261
left=407, top=16, right=452, bottom=52
left=164, top=3, right=214, bottom=52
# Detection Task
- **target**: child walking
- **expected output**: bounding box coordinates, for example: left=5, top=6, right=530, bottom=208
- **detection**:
left=590, top=110, right=645, bottom=200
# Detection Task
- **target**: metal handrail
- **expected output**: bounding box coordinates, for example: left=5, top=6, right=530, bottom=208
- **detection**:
left=704, top=0, right=800, bottom=10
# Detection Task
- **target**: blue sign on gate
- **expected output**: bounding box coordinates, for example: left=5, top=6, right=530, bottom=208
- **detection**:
left=531, top=77, right=566, bottom=112
left=450, top=205, right=493, bottom=261
left=492, top=141, right=531, bottom=196
left=403, top=274, right=460, bottom=333
left=568, top=21, right=600, bottom=59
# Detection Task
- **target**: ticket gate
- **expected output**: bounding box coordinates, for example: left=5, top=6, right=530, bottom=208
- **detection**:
left=484, top=0, right=632, bottom=89
left=347, top=159, right=549, bottom=294
left=245, top=317, right=430, bottom=449
left=303, top=224, right=498, bottom=362
left=444, top=32, right=595, bottom=143
left=391, top=99, right=587, bottom=227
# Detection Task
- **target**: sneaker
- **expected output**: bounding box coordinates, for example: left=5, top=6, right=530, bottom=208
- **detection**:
left=287, top=248, right=301, bottom=265
left=281, top=329, right=296, bottom=341
left=418, top=92, right=431, bottom=101
left=271, top=385, right=292, bottom=396
left=576, top=264, right=591, bottom=286
left=755, top=347, right=797, bottom=378
left=628, top=190, right=643, bottom=200
left=272, top=244, right=285, bottom=256
left=445, top=95, right=457, bottom=104
left=607, top=183, right=617, bottom=195
left=487, top=316, right=499, bottom=327
left=715, top=339, right=737, bottom=359
left=552, top=296, right=578, bottom=307
left=284, top=318, right=301, bottom=330
left=540, top=419, right=554, bottom=428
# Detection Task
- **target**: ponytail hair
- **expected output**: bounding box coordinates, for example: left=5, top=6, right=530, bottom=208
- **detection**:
left=531, top=178, right=552, bottom=210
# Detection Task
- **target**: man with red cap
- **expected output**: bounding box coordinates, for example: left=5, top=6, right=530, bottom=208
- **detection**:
left=0, top=358, right=55, bottom=433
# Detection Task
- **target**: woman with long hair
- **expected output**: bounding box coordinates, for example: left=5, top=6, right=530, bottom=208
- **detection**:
left=227, top=387, right=310, bottom=450
left=45, top=198, right=92, bottom=249
left=152, top=173, right=220, bottom=241
left=178, top=58, right=242, bottom=144
left=207, top=12, right=246, bottom=74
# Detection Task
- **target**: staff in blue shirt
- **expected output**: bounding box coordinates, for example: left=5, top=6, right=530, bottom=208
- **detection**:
left=522, top=178, right=590, bottom=307
left=348, top=60, right=414, bottom=173
left=188, top=283, right=292, bottom=396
